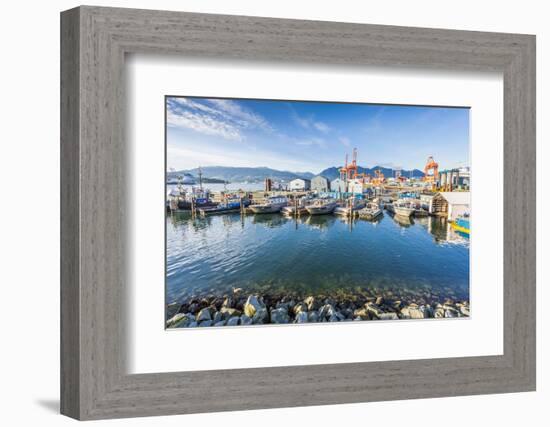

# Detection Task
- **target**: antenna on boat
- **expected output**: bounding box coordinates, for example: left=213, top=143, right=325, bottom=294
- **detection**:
left=198, top=166, right=203, bottom=190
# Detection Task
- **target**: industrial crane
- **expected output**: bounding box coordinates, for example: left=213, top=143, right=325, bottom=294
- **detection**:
left=423, top=156, right=439, bottom=189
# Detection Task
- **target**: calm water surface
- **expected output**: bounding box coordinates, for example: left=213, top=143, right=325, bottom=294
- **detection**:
left=166, top=209, right=470, bottom=303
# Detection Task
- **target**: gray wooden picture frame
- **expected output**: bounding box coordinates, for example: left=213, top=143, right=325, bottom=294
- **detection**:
left=60, top=5, right=536, bottom=420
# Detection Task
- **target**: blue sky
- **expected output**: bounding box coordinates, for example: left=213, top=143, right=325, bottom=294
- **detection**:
left=166, top=96, right=469, bottom=174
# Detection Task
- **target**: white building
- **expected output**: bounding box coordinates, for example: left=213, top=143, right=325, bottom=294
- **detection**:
left=347, top=178, right=365, bottom=194
left=430, top=192, right=470, bottom=220
left=330, top=178, right=347, bottom=193
left=311, top=175, right=331, bottom=192
left=289, top=178, right=311, bottom=191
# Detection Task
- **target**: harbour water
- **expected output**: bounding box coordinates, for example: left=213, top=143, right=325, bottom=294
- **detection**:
left=166, top=208, right=470, bottom=306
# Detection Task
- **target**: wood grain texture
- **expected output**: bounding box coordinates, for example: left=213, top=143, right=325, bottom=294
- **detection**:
left=60, top=7, right=80, bottom=419
left=60, top=6, right=536, bottom=420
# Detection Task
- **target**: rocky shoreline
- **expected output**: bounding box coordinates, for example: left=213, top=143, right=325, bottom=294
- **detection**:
left=166, top=287, right=470, bottom=328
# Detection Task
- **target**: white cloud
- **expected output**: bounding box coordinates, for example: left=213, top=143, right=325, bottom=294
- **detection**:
left=293, top=137, right=326, bottom=148
left=207, top=99, right=273, bottom=132
left=313, top=121, right=331, bottom=133
left=291, top=109, right=330, bottom=134
left=338, top=136, right=351, bottom=147
left=166, top=97, right=274, bottom=140
left=166, top=109, right=243, bottom=141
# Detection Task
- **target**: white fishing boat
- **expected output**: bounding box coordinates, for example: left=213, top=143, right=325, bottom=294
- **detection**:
left=281, top=196, right=314, bottom=216
left=358, top=202, right=383, bottom=220
left=333, top=198, right=366, bottom=216
left=249, top=195, right=288, bottom=214
left=393, top=199, right=415, bottom=217
left=306, top=199, right=338, bottom=215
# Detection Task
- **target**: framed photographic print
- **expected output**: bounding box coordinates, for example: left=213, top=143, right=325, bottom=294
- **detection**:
left=61, top=6, right=536, bottom=420
left=164, top=96, right=471, bottom=329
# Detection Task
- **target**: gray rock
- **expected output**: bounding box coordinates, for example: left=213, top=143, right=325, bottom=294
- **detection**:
left=220, top=307, right=241, bottom=319
left=434, top=308, right=445, bottom=318
left=421, top=305, right=434, bottom=318
left=226, top=316, right=240, bottom=326
left=353, top=316, right=363, bottom=321
left=308, top=312, right=319, bottom=323
left=199, top=320, right=213, bottom=327
left=328, top=314, right=340, bottom=322
left=166, top=302, right=181, bottom=319
left=304, top=296, right=317, bottom=311
left=378, top=312, right=399, bottom=321
left=214, top=320, right=226, bottom=327
left=166, top=313, right=186, bottom=328
left=270, top=307, right=290, bottom=324
left=318, top=304, right=335, bottom=320
left=353, top=308, right=369, bottom=320
left=457, top=304, right=470, bottom=316
left=222, top=297, right=234, bottom=308
left=244, top=295, right=265, bottom=318
left=240, top=314, right=252, bottom=325
left=335, top=311, right=346, bottom=321
left=167, top=312, right=196, bottom=328
left=375, top=296, right=384, bottom=306
left=403, top=304, right=425, bottom=319
left=293, top=302, right=307, bottom=315
left=445, top=308, right=459, bottom=318
left=196, top=308, right=212, bottom=322
left=252, top=307, right=268, bottom=324
left=365, top=302, right=384, bottom=318
left=213, top=311, right=223, bottom=323
left=295, top=311, right=308, bottom=323
left=188, top=321, right=198, bottom=328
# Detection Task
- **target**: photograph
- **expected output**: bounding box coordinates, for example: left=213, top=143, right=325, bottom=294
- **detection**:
left=165, top=96, right=471, bottom=328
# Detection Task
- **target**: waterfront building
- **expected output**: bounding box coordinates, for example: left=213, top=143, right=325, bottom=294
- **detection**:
left=430, top=192, right=470, bottom=220
left=347, top=178, right=366, bottom=194
left=439, top=168, right=470, bottom=191
left=330, top=178, right=347, bottom=193
left=289, top=178, right=311, bottom=191
left=311, top=175, right=331, bottom=192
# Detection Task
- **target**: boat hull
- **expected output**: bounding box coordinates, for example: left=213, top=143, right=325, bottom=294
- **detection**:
left=394, top=207, right=414, bottom=217
left=199, top=206, right=240, bottom=216
left=281, top=206, right=308, bottom=216
left=306, top=203, right=337, bottom=215
left=413, top=209, right=429, bottom=217
left=359, top=209, right=383, bottom=220
left=249, top=203, right=286, bottom=214
left=451, top=218, right=470, bottom=235
left=177, top=200, right=216, bottom=210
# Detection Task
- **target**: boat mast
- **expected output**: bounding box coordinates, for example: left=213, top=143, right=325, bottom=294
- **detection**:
left=198, top=166, right=203, bottom=190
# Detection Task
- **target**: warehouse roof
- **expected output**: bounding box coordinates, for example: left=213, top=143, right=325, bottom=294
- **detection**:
left=436, top=191, right=470, bottom=205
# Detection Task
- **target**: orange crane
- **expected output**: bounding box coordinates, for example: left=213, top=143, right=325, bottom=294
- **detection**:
left=339, top=153, right=349, bottom=181
left=371, top=169, right=385, bottom=186
left=339, top=147, right=360, bottom=181
left=423, top=156, right=439, bottom=188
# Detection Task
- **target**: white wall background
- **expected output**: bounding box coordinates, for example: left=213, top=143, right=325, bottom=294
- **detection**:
left=0, top=0, right=546, bottom=425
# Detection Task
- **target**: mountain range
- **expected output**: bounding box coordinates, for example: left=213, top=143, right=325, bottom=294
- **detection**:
left=317, top=166, right=425, bottom=181
left=168, top=165, right=424, bottom=183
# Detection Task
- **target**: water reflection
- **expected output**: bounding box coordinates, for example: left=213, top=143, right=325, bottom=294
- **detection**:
left=167, top=210, right=467, bottom=244
left=166, top=210, right=469, bottom=302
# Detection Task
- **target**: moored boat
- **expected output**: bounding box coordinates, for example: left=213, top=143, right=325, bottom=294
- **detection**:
left=450, top=215, right=470, bottom=235
left=281, top=205, right=308, bottom=216
left=358, top=202, right=383, bottom=220
left=167, top=185, right=216, bottom=212
left=393, top=199, right=415, bottom=217
left=333, top=198, right=366, bottom=216
left=198, top=196, right=247, bottom=216
left=249, top=195, right=288, bottom=214
left=306, top=199, right=338, bottom=215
